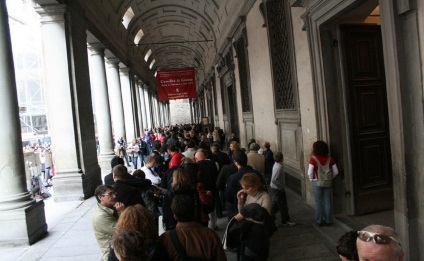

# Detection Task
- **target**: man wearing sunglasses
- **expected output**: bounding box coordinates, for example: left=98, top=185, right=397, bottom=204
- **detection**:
left=356, top=225, right=404, bottom=261
left=92, top=185, right=125, bottom=261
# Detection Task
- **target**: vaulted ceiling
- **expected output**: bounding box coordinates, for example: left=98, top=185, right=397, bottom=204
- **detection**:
left=78, top=0, right=250, bottom=91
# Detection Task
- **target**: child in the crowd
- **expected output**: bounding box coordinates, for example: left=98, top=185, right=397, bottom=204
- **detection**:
left=270, top=152, right=296, bottom=227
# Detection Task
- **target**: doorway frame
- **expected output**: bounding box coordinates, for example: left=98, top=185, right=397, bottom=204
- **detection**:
left=301, top=0, right=408, bottom=251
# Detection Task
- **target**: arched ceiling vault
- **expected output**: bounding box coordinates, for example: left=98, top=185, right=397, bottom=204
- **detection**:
left=78, top=0, right=252, bottom=90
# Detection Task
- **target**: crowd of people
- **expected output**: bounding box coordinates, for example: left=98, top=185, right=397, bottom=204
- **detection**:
left=91, top=124, right=404, bottom=261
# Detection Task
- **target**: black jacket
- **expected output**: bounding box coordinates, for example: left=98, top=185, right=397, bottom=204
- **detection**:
left=114, top=180, right=144, bottom=207
left=225, top=166, right=266, bottom=205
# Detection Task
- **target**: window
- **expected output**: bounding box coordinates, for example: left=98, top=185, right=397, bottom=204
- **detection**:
left=134, top=29, right=144, bottom=44
left=267, top=0, right=295, bottom=110
left=122, top=7, right=134, bottom=29
left=144, top=49, right=152, bottom=62
left=149, top=59, right=156, bottom=69
left=236, top=34, right=251, bottom=112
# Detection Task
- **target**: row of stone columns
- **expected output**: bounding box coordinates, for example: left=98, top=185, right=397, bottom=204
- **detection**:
left=0, top=1, right=168, bottom=245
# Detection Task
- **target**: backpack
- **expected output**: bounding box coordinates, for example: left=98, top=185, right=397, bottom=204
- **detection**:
left=196, top=183, right=214, bottom=214
left=312, top=156, right=333, bottom=187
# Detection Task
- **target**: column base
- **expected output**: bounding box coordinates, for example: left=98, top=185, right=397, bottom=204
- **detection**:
left=0, top=200, right=47, bottom=246
left=98, top=153, right=115, bottom=181
left=53, top=169, right=84, bottom=202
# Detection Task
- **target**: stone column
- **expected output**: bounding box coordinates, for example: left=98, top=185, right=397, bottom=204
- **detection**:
left=189, top=99, right=194, bottom=124
left=138, top=81, right=148, bottom=132
left=156, top=98, right=161, bottom=126
left=130, top=74, right=140, bottom=138
left=88, top=43, right=114, bottom=177
left=135, top=79, right=144, bottom=135
left=36, top=3, right=100, bottom=201
left=119, top=67, right=136, bottom=141
left=0, top=0, right=47, bottom=245
left=159, top=102, right=163, bottom=127
left=167, top=102, right=171, bottom=125
left=105, top=58, right=125, bottom=140
left=153, top=95, right=158, bottom=127
left=143, top=85, right=152, bottom=129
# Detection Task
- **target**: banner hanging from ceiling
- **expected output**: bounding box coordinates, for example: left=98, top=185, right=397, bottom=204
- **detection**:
left=157, top=68, right=197, bottom=100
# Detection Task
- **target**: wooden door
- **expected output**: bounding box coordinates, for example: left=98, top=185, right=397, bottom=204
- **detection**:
left=341, top=25, right=393, bottom=214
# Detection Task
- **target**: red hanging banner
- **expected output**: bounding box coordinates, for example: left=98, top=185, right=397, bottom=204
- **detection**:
left=157, top=68, right=197, bottom=100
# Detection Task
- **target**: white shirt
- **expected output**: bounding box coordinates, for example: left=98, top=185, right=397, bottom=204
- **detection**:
left=141, top=166, right=161, bottom=185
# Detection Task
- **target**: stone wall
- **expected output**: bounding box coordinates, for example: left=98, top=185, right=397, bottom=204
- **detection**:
left=169, top=99, right=191, bottom=125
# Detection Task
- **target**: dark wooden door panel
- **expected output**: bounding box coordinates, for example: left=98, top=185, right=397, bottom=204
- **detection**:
left=352, top=84, right=387, bottom=134
left=341, top=25, right=393, bottom=214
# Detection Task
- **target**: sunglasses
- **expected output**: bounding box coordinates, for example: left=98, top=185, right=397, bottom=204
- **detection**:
left=357, top=230, right=401, bottom=246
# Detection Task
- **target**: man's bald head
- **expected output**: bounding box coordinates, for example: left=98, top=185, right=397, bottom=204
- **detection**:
left=195, top=149, right=205, bottom=161
left=357, top=225, right=403, bottom=261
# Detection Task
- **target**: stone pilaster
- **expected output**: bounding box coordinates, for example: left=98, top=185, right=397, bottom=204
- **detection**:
left=36, top=3, right=101, bottom=201
left=0, top=1, right=47, bottom=245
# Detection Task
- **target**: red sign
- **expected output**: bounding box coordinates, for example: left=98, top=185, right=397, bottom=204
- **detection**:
left=157, top=68, right=197, bottom=100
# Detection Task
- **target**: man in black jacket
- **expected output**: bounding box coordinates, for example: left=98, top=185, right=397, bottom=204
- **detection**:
left=113, top=164, right=144, bottom=207
left=225, top=150, right=266, bottom=220
left=195, top=149, right=219, bottom=229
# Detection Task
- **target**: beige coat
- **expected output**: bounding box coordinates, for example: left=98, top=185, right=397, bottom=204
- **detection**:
left=247, top=151, right=265, bottom=175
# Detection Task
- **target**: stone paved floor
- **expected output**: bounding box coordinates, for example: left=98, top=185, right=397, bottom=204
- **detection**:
left=1, top=189, right=340, bottom=261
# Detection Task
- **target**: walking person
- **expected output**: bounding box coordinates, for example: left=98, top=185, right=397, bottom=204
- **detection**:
left=308, top=140, right=338, bottom=226
left=128, top=139, right=139, bottom=169
left=137, top=137, right=148, bottom=168
left=116, top=137, right=130, bottom=167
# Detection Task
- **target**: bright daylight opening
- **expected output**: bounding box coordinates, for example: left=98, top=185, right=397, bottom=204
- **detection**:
left=134, top=29, right=144, bottom=44
left=149, top=59, right=156, bottom=69
left=144, top=49, right=152, bottom=62
left=121, top=7, right=134, bottom=29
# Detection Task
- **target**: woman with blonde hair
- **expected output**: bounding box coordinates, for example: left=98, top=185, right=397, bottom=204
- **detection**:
left=235, top=173, right=271, bottom=216
left=232, top=173, right=275, bottom=261
left=162, top=167, right=206, bottom=230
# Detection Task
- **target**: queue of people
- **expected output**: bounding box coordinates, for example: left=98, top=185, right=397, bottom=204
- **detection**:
left=91, top=124, right=404, bottom=261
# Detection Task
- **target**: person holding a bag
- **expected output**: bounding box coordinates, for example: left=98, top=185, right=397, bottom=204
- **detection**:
left=308, top=140, right=339, bottom=226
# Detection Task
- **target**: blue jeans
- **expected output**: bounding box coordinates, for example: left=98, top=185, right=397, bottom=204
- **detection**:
left=138, top=153, right=145, bottom=167
left=132, top=155, right=138, bottom=169
left=312, top=181, right=332, bottom=224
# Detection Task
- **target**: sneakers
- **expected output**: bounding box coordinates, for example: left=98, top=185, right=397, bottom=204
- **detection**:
left=281, top=221, right=296, bottom=227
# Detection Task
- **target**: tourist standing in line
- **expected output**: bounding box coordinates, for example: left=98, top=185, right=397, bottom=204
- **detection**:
left=270, top=152, right=295, bottom=227
left=308, top=140, right=338, bottom=226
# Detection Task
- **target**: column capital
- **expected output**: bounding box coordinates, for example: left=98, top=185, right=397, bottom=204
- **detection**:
left=119, top=66, right=130, bottom=75
left=106, top=57, right=120, bottom=68
left=87, top=43, right=105, bottom=55
left=35, top=4, right=67, bottom=24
